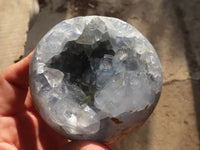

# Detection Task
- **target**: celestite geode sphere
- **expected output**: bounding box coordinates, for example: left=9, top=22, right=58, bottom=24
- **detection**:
left=29, top=16, right=162, bottom=144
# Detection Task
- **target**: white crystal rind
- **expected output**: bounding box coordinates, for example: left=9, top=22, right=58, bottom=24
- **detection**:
left=29, top=16, right=162, bottom=144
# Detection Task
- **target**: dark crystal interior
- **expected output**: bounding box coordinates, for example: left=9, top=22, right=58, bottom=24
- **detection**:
left=47, top=40, right=115, bottom=101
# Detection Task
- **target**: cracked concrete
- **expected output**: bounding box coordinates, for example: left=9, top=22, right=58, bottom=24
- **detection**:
left=0, top=0, right=199, bottom=149
left=163, top=78, right=191, bottom=86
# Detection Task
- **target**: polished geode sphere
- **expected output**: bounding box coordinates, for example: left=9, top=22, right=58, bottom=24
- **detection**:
left=29, top=16, right=162, bottom=144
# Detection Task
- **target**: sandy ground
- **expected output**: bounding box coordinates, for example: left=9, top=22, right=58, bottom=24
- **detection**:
left=0, top=0, right=200, bottom=149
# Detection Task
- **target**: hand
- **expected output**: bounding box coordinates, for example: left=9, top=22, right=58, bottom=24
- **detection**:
left=0, top=52, right=110, bottom=150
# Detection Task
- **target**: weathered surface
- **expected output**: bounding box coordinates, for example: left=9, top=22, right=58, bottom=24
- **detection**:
left=0, top=0, right=200, bottom=149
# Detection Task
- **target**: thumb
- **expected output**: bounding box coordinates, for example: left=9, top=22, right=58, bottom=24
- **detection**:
left=0, top=52, right=33, bottom=115
left=66, top=141, right=110, bottom=150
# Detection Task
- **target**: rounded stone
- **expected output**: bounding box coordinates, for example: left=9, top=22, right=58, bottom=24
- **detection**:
left=29, top=16, right=162, bottom=145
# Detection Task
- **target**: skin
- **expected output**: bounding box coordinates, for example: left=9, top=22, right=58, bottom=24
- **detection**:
left=0, top=52, right=110, bottom=150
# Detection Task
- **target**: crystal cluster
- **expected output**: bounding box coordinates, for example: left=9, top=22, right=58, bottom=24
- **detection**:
left=29, top=16, right=162, bottom=144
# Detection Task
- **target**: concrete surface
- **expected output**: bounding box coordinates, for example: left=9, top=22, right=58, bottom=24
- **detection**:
left=0, top=0, right=199, bottom=149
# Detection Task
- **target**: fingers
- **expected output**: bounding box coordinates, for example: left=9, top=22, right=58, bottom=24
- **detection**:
left=66, top=141, right=110, bottom=150
left=1, top=51, right=34, bottom=89
left=0, top=52, right=34, bottom=115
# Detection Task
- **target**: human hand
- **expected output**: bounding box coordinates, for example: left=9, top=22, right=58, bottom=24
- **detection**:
left=0, top=52, right=110, bottom=150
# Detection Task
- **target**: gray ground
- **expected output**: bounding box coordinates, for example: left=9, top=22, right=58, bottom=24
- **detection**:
left=0, top=0, right=200, bottom=149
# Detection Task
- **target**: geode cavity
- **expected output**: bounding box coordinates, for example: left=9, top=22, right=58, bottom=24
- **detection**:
left=29, top=16, right=162, bottom=144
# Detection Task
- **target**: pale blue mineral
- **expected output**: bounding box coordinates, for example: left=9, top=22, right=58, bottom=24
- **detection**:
left=29, top=16, right=162, bottom=144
